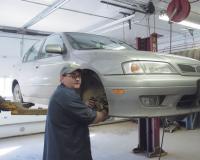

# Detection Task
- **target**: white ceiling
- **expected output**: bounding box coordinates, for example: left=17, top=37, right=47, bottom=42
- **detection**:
left=0, top=0, right=200, bottom=51
left=0, top=0, right=128, bottom=32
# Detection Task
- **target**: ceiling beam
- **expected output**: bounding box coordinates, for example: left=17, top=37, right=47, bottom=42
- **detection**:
left=22, top=0, right=69, bottom=29
left=0, top=25, right=51, bottom=36
left=21, top=0, right=116, bottom=20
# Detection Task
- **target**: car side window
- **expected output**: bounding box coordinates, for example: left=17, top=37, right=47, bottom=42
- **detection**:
left=23, top=40, right=43, bottom=63
left=40, top=35, right=65, bottom=59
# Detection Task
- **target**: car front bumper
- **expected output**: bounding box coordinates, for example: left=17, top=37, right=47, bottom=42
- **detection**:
left=102, top=74, right=200, bottom=117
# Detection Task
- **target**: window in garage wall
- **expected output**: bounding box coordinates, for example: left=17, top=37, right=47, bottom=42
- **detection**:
left=0, top=76, right=12, bottom=98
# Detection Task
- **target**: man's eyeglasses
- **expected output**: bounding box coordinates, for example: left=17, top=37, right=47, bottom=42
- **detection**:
left=63, top=73, right=81, bottom=79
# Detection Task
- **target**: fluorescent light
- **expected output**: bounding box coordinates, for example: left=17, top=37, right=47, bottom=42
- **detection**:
left=0, top=146, right=21, bottom=156
left=98, top=23, right=128, bottom=34
left=113, top=46, right=126, bottom=50
left=89, top=14, right=135, bottom=33
left=90, top=133, right=96, bottom=137
left=159, top=14, right=200, bottom=30
left=98, top=20, right=140, bottom=34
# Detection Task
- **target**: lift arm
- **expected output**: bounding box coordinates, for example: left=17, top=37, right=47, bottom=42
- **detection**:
left=0, top=96, right=47, bottom=115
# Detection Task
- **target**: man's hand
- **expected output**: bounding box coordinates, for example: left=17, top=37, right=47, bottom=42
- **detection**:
left=92, top=109, right=109, bottom=124
left=101, top=109, right=109, bottom=121
left=85, top=97, right=97, bottom=109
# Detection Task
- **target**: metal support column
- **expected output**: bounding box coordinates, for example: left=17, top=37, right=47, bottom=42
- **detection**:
left=133, top=118, right=167, bottom=158
left=133, top=33, right=166, bottom=158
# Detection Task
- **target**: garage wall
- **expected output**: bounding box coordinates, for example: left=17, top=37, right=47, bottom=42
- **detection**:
left=0, top=77, right=13, bottom=98
left=0, top=32, right=43, bottom=98
left=0, top=33, right=41, bottom=77
left=0, top=33, right=43, bottom=76
left=0, top=26, right=199, bottom=98
left=158, top=32, right=200, bottom=53
left=98, top=14, right=200, bottom=53
left=171, top=48, right=200, bottom=61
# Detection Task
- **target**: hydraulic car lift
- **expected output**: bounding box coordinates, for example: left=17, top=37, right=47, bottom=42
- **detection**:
left=0, top=96, right=47, bottom=138
left=0, top=96, right=126, bottom=138
left=133, top=33, right=167, bottom=158
left=0, top=96, right=47, bottom=115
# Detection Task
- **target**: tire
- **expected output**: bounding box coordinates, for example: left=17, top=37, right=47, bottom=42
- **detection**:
left=13, top=83, right=23, bottom=103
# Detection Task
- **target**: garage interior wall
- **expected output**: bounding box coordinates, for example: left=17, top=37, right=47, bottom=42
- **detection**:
left=100, top=18, right=200, bottom=53
left=0, top=10, right=200, bottom=99
left=0, top=32, right=42, bottom=98
left=0, top=28, right=199, bottom=98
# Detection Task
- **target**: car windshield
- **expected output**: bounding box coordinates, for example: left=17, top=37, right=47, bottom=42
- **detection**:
left=65, top=32, right=134, bottom=50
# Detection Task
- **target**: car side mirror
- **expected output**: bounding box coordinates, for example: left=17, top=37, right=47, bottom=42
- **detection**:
left=45, top=44, right=65, bottom=54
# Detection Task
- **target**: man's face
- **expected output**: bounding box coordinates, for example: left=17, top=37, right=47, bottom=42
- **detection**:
left=60, top=70, right=81, bottom=89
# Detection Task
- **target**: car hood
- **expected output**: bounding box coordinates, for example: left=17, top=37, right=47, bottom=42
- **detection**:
left=75, top=49, right=167, bottom=61
left=72, top=49, right=200, bottom=75
left=159, top=53, right=200, bottom=64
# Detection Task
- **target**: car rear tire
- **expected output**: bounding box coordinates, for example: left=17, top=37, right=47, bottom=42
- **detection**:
left=13, top=83, right=23, bottom=103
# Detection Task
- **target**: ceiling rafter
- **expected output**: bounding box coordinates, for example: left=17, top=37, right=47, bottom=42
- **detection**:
left=22, top=0, right=69, bottom=29
left=21, top=0, right=116, bottom=20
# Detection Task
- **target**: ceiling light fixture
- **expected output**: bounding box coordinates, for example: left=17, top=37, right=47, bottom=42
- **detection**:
left=159, top=14, right=200, bottom=30
left=89, top=14, right=135, bottom=33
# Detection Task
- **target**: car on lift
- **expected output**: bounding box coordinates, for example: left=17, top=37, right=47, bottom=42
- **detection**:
left=12, top=32, right=200, bottom=117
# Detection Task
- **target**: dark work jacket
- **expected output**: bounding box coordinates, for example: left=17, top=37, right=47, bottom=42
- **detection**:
left=43, top=84, right=96, bottom=160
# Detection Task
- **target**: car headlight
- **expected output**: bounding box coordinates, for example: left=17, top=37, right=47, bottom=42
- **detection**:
left=122, top=61, right=177, bottom=74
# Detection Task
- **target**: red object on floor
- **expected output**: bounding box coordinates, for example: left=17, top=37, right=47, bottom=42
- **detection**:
left=167, top=0, right=190, bottom=22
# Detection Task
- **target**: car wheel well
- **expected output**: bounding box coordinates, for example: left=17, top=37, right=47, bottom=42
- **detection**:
left=12, top=80, right=23, bottom=103
left=12, top=80, right=19, bottom=93
left=81, top=69, right=109, bottom=112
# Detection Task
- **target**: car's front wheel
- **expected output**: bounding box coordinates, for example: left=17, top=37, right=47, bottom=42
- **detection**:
left=81, top=70, right=108, bottom=112
left=13, top=83, right=23, bottom=103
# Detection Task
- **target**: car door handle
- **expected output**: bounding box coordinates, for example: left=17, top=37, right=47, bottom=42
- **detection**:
left=35, top=66, right=39, bottom=69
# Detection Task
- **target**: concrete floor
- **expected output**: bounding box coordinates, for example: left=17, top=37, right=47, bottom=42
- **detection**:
left=0, top=121, right=199, bottom=160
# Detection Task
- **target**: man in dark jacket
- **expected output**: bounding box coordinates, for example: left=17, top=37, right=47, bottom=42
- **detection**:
left=43, top=65, right=108, bottom=160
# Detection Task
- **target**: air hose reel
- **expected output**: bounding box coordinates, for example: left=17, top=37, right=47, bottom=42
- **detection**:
left=167, top=0, right=191, bottom=22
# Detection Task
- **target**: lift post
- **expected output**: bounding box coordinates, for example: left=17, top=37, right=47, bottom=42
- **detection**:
left=133, top=33, right=167, bottom=158
left=133, top=118, right=166, bottom=157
